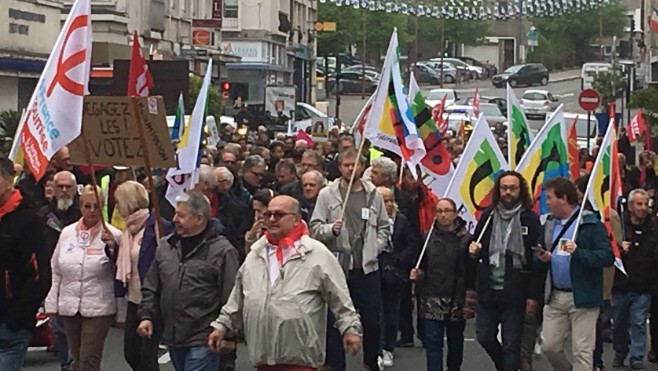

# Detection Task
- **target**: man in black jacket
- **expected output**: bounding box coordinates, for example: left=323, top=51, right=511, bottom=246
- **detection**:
left=611, top=189, right=658, bottom=369
left=0, top=157, right=49, bottom=371
left=468, top=171, right=542, bottom=371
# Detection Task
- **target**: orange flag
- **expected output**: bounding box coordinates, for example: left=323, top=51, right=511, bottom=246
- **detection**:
left=568, top=115, right=580, bottom=181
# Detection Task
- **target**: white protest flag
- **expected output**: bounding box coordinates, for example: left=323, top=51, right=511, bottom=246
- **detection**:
left=165, top=60, right=213, bottom=206
left=444, top=115, right=509, bottom=232
left=18, top=0, right=92, bottom=180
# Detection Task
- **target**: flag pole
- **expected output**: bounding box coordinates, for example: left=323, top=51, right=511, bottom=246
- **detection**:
left=340, top=136, right=368, bottom=219
left=131, top=97, right=165, bottom=238
left=398, top=160, right=405, bottom=185
left=80, top=131, right=109, bottom=231
left=414, top=219, right=436, bottom=269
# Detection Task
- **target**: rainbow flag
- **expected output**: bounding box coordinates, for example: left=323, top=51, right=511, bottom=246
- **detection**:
left=582, top=119, right=626, bottom=275
left=516, top=105, right=570, bottom=215
left=364, top=28, right=425, bottom=178
left=171, top=92, right=185, bottom=141
left=445, top=115, right=508, bottom=232
left=507, top=84, right=534, bottom=169
left=408, top=72, right=454, bottom=195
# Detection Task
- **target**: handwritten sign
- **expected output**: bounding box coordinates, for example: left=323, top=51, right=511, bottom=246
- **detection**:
left=69, top=96, right=175, bottom=168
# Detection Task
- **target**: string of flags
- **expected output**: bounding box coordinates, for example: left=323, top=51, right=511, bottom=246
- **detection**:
left=319, top=0, right=614, bottom=20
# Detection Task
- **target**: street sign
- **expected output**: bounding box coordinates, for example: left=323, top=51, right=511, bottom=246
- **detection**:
left=222, top=91, right=230, bottom=101
left=314, top=21, right=336, bottom=32
left=578, top=89, right=601, bottom=111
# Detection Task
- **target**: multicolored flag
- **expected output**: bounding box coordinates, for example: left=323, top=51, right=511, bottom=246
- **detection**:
left=18, top=0, right=92, bottom=180
left=128, top=31, right=154, bottom=97
left=516, top=105, right=570, bottom=215
left=364, top=28, right=425, bottom=178
left=165, top=60, right=213, bottom=206
left=507, top=84, right=534, bottom=169
left=408, top=72, right=454, bottom=194
left=444, top=115, right=508, bottom=233
left=568, top=115, right=580, bottom=181
left=580, top=119, right=626, bottom=275
left=171, top=92, right=185, bottom=141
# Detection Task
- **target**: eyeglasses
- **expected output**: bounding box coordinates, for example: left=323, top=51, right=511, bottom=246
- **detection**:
left=436, top=209, right=456, bottom=214
left=263, top=211, right=296, bottom=221
left=82, top=203, right=100, bottom=210
left=499, top=185, right=520, bottom=192
left=249, top=170, right=265, bottom=178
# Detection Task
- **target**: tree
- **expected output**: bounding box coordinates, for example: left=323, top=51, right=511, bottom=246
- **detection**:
left=628, top=86, right=658, bottom=134
left=189, top=75, right=224, bottom=122
left=316, top=3, right=361, bottom=56
left=591, top=70, right=626, bottom=113
left=0, top=109, right=20, bottom=156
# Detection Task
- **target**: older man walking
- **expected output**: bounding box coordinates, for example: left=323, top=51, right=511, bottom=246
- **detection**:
left=208, top=195, right=362, bottom=370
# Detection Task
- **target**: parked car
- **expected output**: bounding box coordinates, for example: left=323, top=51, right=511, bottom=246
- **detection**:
left=465, top=96, right=508, bottom=116
left=445, top=104, right=508, bottom=127
left=295, top=102, right=337, bottom=132
left=492, top=63, right=549, bottom=88
left=429, top=58, right=471, bottom=80
left=417, top=62, right=457, bottom=83
left=413, top=63, right=443, bottom=85
left=341, top=64, right=381, bottom=74
left=521, top=89, right=559, bottom=119
left=326, top=72, right=378, bottom=94
left=425, top=88, right=459, bottom=107
left=440, top=58, right=484, bottom=79
left=457, top=56, right=498, bottom=77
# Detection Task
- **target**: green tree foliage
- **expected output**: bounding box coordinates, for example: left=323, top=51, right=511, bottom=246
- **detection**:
left=591, top=70, right=626, bottom=112
left=0, top=109, right=20, bottom=156
left=529, top=3, right=627, bottom=68
left=316, top=3, right=361, bottom=56
left=189, top=75, right=224, bottom=121
left=629, top=86, right=658, bottom=133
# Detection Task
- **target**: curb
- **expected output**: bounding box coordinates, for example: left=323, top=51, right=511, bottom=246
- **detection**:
left=551, top=75, right=580, bottom=83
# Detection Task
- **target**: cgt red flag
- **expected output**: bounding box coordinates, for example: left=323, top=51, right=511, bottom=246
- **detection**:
left=568, top=115, right=580, bottom=181
left=472, top=87, right=480, bottom=118
left=628, top=110, right=646, bottom=143
left=128, top=31, right=154, bottom=97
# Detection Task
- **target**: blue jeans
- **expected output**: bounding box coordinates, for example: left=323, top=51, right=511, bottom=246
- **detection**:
left=169, top=346, right=220, bottom=371
left=611, top=290, right=651, bottom=365
left=51, top=315, right=73, bottom=368
left=380, top=283, right=402, bottom=352
left=423, top=318, right=466, bottom=371
left=475, top=294, right=524, bottom=371
left=0, top=323, right=33, bottom=371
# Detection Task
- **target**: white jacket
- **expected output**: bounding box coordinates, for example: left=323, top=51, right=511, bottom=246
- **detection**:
left=45, top=221, right=122, bottom=317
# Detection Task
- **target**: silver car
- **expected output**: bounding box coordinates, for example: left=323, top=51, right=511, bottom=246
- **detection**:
left=521, top=90, right=559, bottom=119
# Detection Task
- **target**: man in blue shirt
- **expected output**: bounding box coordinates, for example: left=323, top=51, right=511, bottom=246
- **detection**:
left=536, top=177, right=614, bottom=371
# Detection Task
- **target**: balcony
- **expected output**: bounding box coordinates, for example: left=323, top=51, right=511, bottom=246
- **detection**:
left=222, top=17, right=239, bottom=31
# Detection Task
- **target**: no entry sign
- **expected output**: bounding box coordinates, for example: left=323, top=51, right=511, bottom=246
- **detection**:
left=578, top=89, right=601, bottom=111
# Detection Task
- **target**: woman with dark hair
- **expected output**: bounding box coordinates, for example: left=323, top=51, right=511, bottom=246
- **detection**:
left=244, top=188, right=277, bottom=252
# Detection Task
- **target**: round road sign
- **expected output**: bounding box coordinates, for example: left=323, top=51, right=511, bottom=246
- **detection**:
left=578, top=89, right=601, bottom=111
left=222, top=91, right=230, bottom=101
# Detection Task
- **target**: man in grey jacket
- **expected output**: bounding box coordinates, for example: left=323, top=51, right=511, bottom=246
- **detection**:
left=137, top=191, right=239, bottom=371
left=310, top=147, right=390, bottom=371
left=208, top=196, right=362, bottom=369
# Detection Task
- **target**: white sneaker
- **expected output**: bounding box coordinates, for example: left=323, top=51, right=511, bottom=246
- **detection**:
left=382, top=350, right=394, bottom=367
left=377, top=356, right=385, bottom=370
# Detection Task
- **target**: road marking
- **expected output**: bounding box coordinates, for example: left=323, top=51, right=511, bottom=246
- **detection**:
left=454, top=87, right=490, bottom=93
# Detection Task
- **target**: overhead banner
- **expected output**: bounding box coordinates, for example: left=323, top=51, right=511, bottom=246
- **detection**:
left=69, top=96, right=175, bottom=168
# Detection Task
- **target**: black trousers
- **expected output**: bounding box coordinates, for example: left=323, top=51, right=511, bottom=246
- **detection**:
left=651, top=294, right=658, bottom=353
left=124, top=301, right=163, bottom=371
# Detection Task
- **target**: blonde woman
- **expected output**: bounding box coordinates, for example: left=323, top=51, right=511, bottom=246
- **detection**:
left=45, top=185, right=122, bottom=371
left=113, top=180, right=173, bottom=371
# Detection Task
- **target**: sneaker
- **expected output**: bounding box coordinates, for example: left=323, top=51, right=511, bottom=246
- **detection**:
left=382, top=350, right=394, bottom=367
left=630, top=363, right=647, bottom=370
left=377, top=356, right=385, bottom=371
left=648, top=351, right=658, bottom=363
left=612, top=358, right=624, bottom=368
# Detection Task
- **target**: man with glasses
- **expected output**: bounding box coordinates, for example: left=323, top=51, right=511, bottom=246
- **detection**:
left=239, top=155, right=266, bottom=198
left=38, top=171, right=81, bottom=371
left=311, top=147, right=390, bottom=371
left=468, top=171, right=542, bottom=371
left=209, top=195, right=362, bottom=370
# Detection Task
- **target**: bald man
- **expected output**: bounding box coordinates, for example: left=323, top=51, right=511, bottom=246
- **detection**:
left=209, top=196, right=362, bottom=370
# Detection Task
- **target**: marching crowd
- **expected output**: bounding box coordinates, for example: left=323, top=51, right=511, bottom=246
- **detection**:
left=1, top=123, right=658, bottom=371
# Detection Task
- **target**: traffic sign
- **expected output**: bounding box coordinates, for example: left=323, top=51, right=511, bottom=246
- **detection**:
left=222, top=91, right=230, bottom=101
left=578, top=89, right=601, bottom=111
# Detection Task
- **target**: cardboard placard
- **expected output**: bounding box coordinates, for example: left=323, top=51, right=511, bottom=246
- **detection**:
left=69, top=96, right=176, bottom=168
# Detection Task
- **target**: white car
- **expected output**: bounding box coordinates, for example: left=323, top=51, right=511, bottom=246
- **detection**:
left=426, top=88, right=459, bottom=108
left=444, top=104, right=508, bottom=128
left=521, top=89, right=560, bottom=119
left=562, top=112, right=598, bottom=149
left=295, top=102, right=337, bottom=132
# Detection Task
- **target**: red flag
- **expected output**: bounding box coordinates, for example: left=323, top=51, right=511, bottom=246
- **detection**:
left=567, top=116, right=580, bottom=181
left=295, top=129, right=315, bottom=148
left=431, top=95, right=448, bottom=135
left=128, top=31, right=153, bottom=97
left=628, top=110, right=645, bottom=142
left=458, top=119, right=465, bottom=140
left=472, top=87, right=480, bottom=118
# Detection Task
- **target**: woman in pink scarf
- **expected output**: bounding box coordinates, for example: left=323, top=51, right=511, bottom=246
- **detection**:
left=113, top=180, right=173, bottom=371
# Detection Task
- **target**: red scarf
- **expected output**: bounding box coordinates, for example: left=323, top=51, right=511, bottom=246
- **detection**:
left=265, top=222, right=309, bottom=266
left=0, top=189, right=22, bottom=222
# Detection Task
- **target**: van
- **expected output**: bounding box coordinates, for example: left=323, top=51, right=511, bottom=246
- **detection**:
left=581, top=62, right=612, bottom=90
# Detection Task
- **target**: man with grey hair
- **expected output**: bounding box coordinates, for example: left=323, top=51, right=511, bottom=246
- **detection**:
left=241, top=155, right=266, bottom=196
left=298, top=170, right=326, bottom=223
left=609, top=188, right=658, bottom=369
left=138, top=190, right=239, bottom=371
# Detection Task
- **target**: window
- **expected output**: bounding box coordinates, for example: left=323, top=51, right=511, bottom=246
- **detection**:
left=224, top=0, right=238, bottom=18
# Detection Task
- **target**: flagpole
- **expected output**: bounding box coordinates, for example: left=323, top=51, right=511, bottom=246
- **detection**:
left=340, top=136, right=368, bottom=219
left=414, top=219, right=435, bottom=269
left=476, top=213, right=493, bottom=243
left=132, top=97, right=165, bottom=237
left=398, top=160, right=405, bottom=185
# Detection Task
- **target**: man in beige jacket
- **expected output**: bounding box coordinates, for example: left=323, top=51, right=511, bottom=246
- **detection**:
left=208, top=196, right=362, bottom=370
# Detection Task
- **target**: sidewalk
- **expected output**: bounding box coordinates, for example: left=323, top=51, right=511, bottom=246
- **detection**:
left=550, top=68, right=581, bottom=82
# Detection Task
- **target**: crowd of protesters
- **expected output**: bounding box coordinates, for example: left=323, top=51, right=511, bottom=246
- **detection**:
left=0, top=117, right=657, bottom=371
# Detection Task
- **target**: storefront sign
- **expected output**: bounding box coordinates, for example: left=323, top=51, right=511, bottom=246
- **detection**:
left=220, top=41, right=264, bottom=62
left=8, top=8, right=47, bottom=36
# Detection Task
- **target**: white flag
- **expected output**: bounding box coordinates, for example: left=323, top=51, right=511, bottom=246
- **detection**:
left=18, top=0, right=92, bottom=180
left=165, top=60, right=213, bottom=206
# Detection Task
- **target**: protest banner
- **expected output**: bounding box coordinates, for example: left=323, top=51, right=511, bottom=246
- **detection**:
left=69, top=96, right=175, bottom=168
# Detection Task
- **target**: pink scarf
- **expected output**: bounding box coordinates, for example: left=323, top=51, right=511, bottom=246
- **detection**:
left=115, top=209, right=150, bottom=285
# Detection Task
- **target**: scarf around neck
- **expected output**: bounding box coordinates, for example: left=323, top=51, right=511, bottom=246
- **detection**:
left=265, top=222, right=309, bottom=266
left=116, top=209, right=150, bottom=285
left=0, top=189, right=22, bottom=222
left=489, top=203, right=525, bottom=269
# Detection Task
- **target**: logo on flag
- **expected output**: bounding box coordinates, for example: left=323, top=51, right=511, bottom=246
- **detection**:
left=128, top=31, right=154, bottom=97
left=507, top=84, right=533, bottom=169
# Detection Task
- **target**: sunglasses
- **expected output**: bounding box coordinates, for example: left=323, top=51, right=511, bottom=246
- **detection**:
left=263, top=211, right=296, bottom=221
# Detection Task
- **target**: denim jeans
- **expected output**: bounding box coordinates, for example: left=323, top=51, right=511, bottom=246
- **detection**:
left=169, top=346, right=220, bottom=371
left=380, top=283, right=402, bottom=352
left=51, top=315, right=73, bottom=369
left=475, top=293, right=525, bottom=371
left=423, top=318, right=466, bottom=371
left=611, top=290, right=651, bottom=365
left=398, top=281, right=415, bottom=341
left=650, top=294, right=658, bottom=354
left=0, top=323, right=33, bottom=371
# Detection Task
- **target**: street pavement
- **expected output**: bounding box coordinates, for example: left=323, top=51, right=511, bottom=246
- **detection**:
left=22, top=318, right=658, bottom=370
